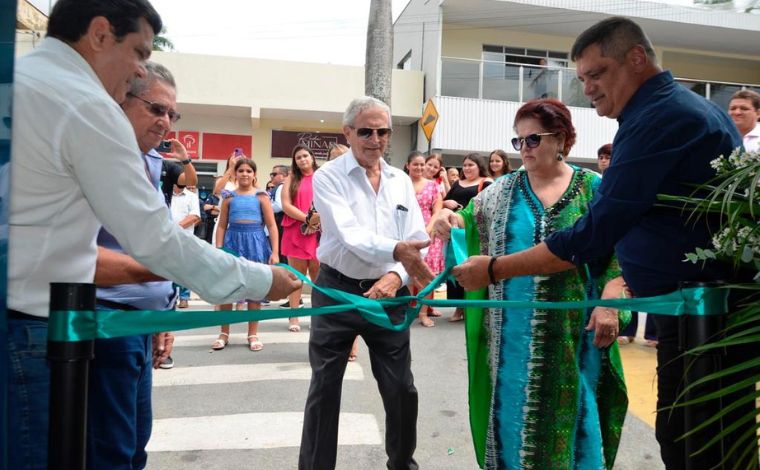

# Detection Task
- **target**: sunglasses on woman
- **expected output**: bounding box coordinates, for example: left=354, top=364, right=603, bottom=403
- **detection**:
left=511, top=132, right=557, bottom=151
left=350, top=126, right=392, bottom=139
left=127, top=93, right=181, bottom=123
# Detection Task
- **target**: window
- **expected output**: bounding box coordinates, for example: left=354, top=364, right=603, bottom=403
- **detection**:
left=482, top=46, right=570, bottom=102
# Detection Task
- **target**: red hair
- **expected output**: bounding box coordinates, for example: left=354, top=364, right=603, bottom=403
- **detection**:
left=514, top=98, right=576, bottom=155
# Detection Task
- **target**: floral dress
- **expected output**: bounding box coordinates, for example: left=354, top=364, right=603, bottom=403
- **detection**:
left=415, top=180, right=444, bottom=274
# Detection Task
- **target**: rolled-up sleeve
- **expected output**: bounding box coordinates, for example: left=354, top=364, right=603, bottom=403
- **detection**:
left=65, top=100, right=272, bottom=303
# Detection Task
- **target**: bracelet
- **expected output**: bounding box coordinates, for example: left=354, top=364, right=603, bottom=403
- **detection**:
left=487, top=256, right=499, bottom=285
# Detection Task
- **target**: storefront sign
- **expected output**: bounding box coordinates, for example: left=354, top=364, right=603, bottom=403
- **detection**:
left=271, top=130, right=348, bottom=159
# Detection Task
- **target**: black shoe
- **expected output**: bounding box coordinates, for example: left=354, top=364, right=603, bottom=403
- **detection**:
left=159, top=356, right=174, bottom=369
left=279, top=300, right=304, bottom=309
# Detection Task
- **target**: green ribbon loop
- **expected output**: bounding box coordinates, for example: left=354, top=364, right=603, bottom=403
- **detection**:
left=48, top=228, right=730, bottom=342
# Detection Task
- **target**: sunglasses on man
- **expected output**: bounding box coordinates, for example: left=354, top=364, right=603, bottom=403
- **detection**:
left=511, top=132, right=557, bottom=151
left=127, top=93, right=181, bottom=123
left=350, top=126, right=392, bottom=139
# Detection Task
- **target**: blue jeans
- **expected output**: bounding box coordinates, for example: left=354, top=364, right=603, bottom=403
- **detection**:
left=87, top=305, right=153, bottom=470
left=7, top=318, right=49, bottom=470
left=175, top=283, right=190, bottom=300
left=6, top=314, right=153, bottom=470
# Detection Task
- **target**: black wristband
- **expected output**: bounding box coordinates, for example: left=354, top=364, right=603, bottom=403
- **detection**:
left=487, top=256, right=499, bottom=285
left=180, top=158, right=192, bottom=165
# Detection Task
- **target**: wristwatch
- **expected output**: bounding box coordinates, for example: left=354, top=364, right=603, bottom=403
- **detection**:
left=179, top=158, right=192, bottom=165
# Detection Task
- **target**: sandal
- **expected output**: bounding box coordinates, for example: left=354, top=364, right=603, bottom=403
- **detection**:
left=288, top=324, right=301, bottom=333
left=247, top=335, right=263, bottom=351
left=428, top=309, right=443, bottom=318
left=211, top=333, right=229, bottom=350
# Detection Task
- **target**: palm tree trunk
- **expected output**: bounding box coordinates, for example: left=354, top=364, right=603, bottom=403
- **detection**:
left=365, top=0, right=393, bottom=106
left=365, top=0, right=393, bottom=162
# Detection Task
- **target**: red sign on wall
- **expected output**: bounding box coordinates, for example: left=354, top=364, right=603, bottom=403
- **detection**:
left=178, top=131, right=200, bottom=158
left=202, top=133, right=252, bottom=161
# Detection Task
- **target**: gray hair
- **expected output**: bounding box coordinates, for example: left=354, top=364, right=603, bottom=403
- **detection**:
left=273, top=164, right=290, bottom=176
left=342, top=96, right=392, bottom=128
left=128, top=61, right=176, bottom=96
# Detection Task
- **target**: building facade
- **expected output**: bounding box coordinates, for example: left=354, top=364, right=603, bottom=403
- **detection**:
left=393, top=0, right=760, bottom=167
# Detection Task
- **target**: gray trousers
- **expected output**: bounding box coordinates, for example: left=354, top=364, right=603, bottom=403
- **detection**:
left=298, top=265, right=419, bottom=470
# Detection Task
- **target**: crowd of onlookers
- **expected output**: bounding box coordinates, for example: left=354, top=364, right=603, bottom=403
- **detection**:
left=178, top=86, right=760, bottom=356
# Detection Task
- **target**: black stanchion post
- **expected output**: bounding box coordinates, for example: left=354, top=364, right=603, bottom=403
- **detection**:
left=47, top=283, right=96, bottom=470
left=678, top=281, right=726, bottom=470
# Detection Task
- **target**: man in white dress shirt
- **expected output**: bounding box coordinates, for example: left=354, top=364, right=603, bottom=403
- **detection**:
left=6, top=1, right=299, bottom=468
left=299, top=96, right=433, bottom=470
left=728, top=89, right=760, bottom=152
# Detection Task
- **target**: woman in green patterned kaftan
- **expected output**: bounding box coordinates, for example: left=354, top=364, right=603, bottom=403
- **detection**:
left=434, top=99, right=629, bottom=469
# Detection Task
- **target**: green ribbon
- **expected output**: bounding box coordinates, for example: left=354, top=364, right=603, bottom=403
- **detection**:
left=48, top=228, right=729, bottom=342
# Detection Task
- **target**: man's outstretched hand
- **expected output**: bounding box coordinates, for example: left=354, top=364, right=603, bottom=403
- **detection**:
left=393, top=239, right=434, bottom=287
left=266, top=265, right=302, bottom=301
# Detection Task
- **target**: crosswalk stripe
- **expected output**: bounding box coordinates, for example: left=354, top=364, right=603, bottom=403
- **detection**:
left=172, top=332, right=310, bottom=347
left=146, top=412, right=381, bottom=451
left=152, top=362, right=364, bottom=387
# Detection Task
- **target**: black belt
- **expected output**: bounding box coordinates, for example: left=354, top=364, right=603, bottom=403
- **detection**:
left=320, top=264, right=380, bottom=290
left=8, top=309, right=48, bottom=322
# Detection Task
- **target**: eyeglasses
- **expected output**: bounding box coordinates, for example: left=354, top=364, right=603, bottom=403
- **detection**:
left=269, top=172, right=281, bottom=178
left=127, top=93, right=181, bottom=123
left=350, top=126, right=392, bottom=139
left=511, top=132, right=557, bottom=151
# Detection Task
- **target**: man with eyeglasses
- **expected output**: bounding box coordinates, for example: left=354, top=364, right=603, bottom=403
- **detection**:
left=299, top=96, right=433, bottom=470
left=123, top=90, right=199, bottom=207
left=7, top=2, right=300, bottom=468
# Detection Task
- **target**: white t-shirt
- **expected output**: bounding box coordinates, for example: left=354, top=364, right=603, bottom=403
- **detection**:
left=170, top=189, right=201, bottom=234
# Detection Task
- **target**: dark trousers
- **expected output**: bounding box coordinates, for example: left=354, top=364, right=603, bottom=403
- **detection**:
left=299, top=266, right=419, bottom=470
left=653, top=299, right=759, bottom=469
left=620, top=311, right=657, bottom=340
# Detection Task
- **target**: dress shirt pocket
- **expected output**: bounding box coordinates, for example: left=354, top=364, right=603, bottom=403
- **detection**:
left=394, top=204, right=409, bottom=240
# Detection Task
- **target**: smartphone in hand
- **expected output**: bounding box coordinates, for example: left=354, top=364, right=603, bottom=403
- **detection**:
left=156, top=140, right=172, bottom=152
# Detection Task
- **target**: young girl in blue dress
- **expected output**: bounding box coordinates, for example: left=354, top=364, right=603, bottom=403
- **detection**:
left=212, top=158, right=279, bottom=351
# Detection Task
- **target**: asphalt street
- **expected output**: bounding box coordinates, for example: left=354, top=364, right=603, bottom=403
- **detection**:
left=147, top=300, right=664, bottom=470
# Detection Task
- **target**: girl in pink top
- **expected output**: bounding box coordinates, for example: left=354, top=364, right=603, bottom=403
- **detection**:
left=407, top=151, right=444, bottom=327
left=281, top=145, right=320, bottom=332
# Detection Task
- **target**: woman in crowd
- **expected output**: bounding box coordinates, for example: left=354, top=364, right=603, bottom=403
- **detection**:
left=281, top=144, right=320, bottom=332
left=433, top=99, right=628, bottom=469
left=406, top=151, right=444, bottom=326
left=442, top=153, right=491, bottom=322
left=326, top=142, right=349, bottom=161
left=424, top=151, right=450, bottom=196
left=488, top=149, right=511, bottom=180
left=597, top=143, right=612, bottom=175
left=211, top=158, right=279, bottom=351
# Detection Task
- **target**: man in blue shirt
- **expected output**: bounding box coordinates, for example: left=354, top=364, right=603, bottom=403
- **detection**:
left=450, top=17, right=752, bottom=468
left=91, top=61, right=183, bottom=469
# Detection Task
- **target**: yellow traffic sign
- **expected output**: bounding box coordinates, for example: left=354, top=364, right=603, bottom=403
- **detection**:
left=420, top=98, right=439, bottom=142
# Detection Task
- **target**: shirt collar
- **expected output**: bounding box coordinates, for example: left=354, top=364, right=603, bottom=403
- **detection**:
left=341, top=149, right=396, bottom=179
left=618, top=70, right=673, bottom=125
left=41, top=38, right=108, bottom=97
left=746, top=123, right=760, bottom=139
left=144, top=149, right=163, bottom=161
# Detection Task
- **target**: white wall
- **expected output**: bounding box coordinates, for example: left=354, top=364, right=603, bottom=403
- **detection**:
left=393, top=0, right=444, bottom=101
